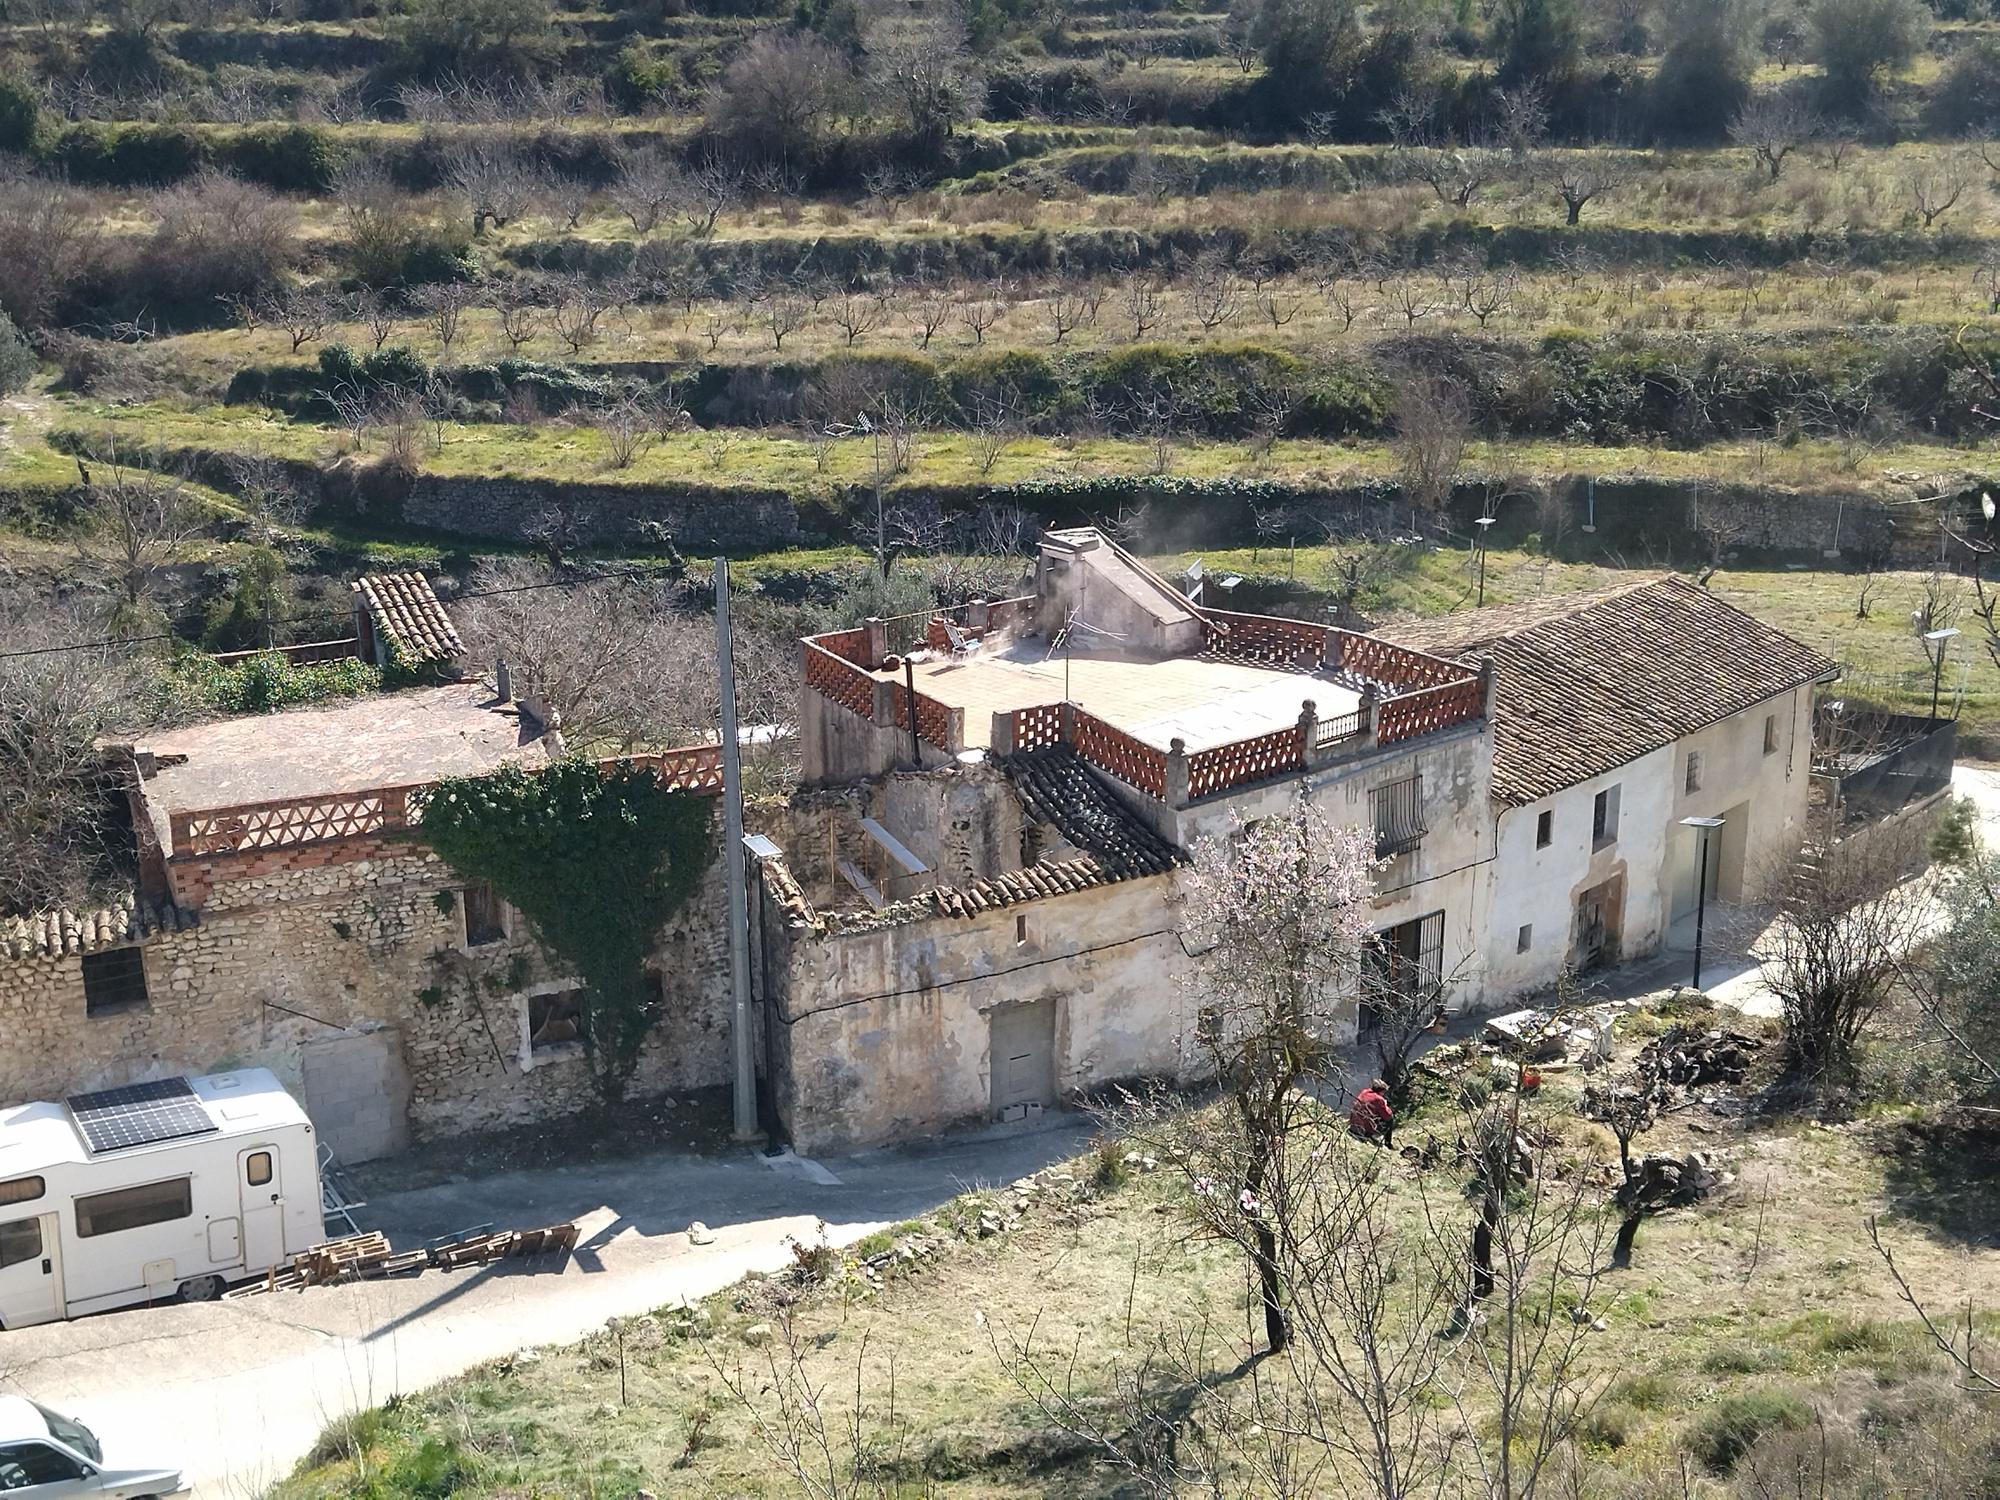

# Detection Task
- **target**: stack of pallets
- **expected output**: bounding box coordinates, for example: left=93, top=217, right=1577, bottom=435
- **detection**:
left=225, top=1220, right=577, bottom=1298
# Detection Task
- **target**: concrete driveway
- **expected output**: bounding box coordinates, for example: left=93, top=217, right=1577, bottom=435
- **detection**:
left=0, top=1118, right=1094, bottom=1499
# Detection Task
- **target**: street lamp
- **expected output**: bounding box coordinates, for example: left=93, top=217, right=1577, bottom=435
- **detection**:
left=1923, top=626, right=1960, bottom=721
left=1680, top=816, right=1725, bottom=990
left=1474, top=515, right=1498, bottom=606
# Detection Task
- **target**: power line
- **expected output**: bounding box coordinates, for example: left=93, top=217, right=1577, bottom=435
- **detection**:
left=0, top=572, right=663, bottom=663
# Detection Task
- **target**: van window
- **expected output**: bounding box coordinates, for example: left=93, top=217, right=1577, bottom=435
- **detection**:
left=75, top=1177, right=192, bottom=1239
left=246, top=1151, right=273, bottom=1187
left=0, top=1176, right=43, bottom=1207
left=0, top=1218, right=40, bottom=1271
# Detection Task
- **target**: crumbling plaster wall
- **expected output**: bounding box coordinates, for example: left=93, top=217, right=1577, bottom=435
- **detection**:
left=766, top=872, right=1201, bottom=1154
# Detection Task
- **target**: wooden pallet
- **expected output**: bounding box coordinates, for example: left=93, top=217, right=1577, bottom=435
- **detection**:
left=224, top=1221, right=577, bottom=1297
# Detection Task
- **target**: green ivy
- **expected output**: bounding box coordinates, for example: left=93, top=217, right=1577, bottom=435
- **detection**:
left=168, top=652, right=382, bottom=714
left=412, top=761, right=716, bottom=1108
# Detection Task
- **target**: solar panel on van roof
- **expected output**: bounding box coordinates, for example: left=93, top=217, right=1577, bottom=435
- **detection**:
left=66, top=1078, right=218, bottom=1156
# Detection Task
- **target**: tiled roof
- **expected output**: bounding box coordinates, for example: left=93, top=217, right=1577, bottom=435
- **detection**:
left=1003, top=745, right=1183, bottom=880
left=356, top=572, right=463, bottom=665
left=1379, top=575, right=1837, bottom=805
left=1, top=894, right=199, bottom=962
left=766, top=748, right=1182, bottom=936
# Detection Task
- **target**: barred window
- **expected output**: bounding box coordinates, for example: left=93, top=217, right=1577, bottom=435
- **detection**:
left=82, top=947, right=149, bottom=1017
left=1371, top=775, right=1426, bottom=859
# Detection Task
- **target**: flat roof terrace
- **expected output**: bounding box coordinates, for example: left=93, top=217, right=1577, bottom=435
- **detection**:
left=874, top=637, right=1363, bottom=753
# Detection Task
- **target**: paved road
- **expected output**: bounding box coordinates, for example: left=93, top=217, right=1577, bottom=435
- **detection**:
left=0, top=1119, right=1093, bottom=1499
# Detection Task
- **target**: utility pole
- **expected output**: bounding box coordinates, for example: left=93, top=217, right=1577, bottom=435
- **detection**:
left=715, top=558, right=757, bottom=1141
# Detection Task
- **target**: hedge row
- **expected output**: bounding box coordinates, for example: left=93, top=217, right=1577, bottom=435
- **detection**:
left=224, top=328, right=2000, bottom=446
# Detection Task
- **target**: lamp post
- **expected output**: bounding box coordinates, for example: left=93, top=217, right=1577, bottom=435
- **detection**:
left=1923, top=626, right=1960, bottom=721
left=1474, top=515, right=1497, bottom=607
left=1680, top=815, right=1725, bottom=990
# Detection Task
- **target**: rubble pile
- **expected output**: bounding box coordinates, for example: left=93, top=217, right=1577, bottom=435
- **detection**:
left=1618, top=1150, right=1731, bottom=1211
left=1635, top=1025, right=1762, bottom=1089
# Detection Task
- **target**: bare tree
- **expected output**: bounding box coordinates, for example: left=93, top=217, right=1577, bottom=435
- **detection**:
left=764, top=288, right=811, bottom=351
left=0, top=605, right=163, bottom=915
left=260, top=281, right=334, bottom=353
left=1409, top=146, right=1503, bottom=208
left=1754, top=838, right=1932, bottom=1088
left=355, top=287, right=398, bottom=352
left=75, top=459, right=203, bottom=626
left=444, top=141, right=540, bottom=234
left=1118, top=273, right=1166, bottom=340
left=1730, top=90, right=1822, bottom=181
left=1044, top=277, right=1100, bottom=344
left=455, top=564, right=718, bottom=753
left=414, top=279, right=476, bottom=356
left=548, top=272, right=615, bottom=355
left=669, top=160, right=741, bottom=238
left=609, top=143, right=678, bottom=235
left=1185, top=250, right=1241, bottom=334
left=830, top=285, right=887, bottom=348
left=494, top=281, right=541, bottom=353
left=1491, top=81, right=1549, bottom=158
left=1390, top=368, right=1471, bottom=529
left=1461, top=265, right=1519, bottom=328
left=1545, top=154, right=1630, bottom=225
left=909, top=276, right=954, bottom=349
left=955, top=283, right=1003, bottom=345
left=1908, top=150, right=1974, bottom=229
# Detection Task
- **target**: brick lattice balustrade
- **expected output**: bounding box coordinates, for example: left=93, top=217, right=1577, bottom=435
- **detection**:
left=1200, top=609, right=1330, bottom=668
left=1069, top=709, right=1168, bottom=798
left=1334, top=631, right=1476, bottom=691
left=1010, top=702, right=1065, bottom=752
left=167, top=746, right=726, bottom=858
left=1186, top=724, right=1307, bottom=799
left=804, top=642, right=876, bottom=719
left=1377, top=678, right=1487, bottom=744
left=891, top=683, right=958, bottom=751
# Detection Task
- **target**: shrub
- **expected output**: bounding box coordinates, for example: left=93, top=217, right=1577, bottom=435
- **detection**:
left=1808, top=0, right=1927, bottom=111
left=142, top=170, right=300, bottom=308
left=0, top=311, right=35, bottom=396
left=1924, top=38, right=2000, bottom=138
left=0, top=74, right=40, bottom=153
left=169, top=653, right=382, bottom=715
left=47, top=123, right=206, bottom=187
left=1685, top=1387, right=1813, bottom=1473
left=217, top=125, right=343, bottom=195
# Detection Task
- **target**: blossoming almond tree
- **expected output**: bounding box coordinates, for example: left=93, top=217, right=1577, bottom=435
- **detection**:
left=1177, top=800, right=1380, bottom=1355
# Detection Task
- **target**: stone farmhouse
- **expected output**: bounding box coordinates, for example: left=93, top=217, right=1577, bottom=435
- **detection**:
left=0, top=537, right=1841, bottom=1163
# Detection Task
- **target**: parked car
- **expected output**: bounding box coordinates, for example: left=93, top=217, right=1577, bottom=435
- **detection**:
left=0, top=1396, right=187, bottom=1497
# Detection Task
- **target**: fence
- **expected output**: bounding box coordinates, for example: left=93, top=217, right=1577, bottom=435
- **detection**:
left=1186, top=724, right=1306, bottom=800
left=1332, top=631, right=1476, bottom=692
left=166, top=745, right=726, bottom=858
left=209, top=638, right=362, bottom=668
left=1070, top=708, right=1169, bottom=798
left=1200, top=609, right=1329, bottom=668
left=804, top=641, right=876, bottom=720
left=1377, top=678, right=1487, bottom=745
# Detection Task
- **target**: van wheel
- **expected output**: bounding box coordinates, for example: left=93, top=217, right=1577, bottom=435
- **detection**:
left=176, top=1274, right=225, bottom=1303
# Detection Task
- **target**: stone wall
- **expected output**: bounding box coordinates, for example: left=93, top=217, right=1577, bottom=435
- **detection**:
left=762, top=870, right=1205, bottom=1155
left=392, top=474, right=806, bottom=551
left=0, top=838, right=736, bottom=1151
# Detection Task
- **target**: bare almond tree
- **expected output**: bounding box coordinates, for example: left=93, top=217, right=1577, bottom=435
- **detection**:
left=445, top=141, right=540, bottom=234
left=1390, top=368, right=1471, bottom=529
left=0, top=605, right=164, bottom=915
left=1118, top=273, right=1165, bottom=340
left=1545, top=154, right=1630, bottom=225
left=1186, top=250, right=1241, bottom=334
left=76, top=458, right=202, bottom=626
left=909, top=276, right=954, bottom=349
left=1908, top=150, right=1974, bottom=229
left=609, top=142, right=678, bottom=234
left=414, top=279, right=476, bottom=356
left=1730, top=90, right=1822, bottom=181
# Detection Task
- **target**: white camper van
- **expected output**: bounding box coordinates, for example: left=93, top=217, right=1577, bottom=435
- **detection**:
left=0, top=1069, right=322, bottom=1327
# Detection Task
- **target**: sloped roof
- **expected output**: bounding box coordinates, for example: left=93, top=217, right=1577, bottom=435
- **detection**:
left=356, top=572, right=463, bottom=665
left=767, top=748, right=1182, bottom=936
left=1, top=894, right=199, bottom=963
left=1379, top=575, right=1837, bottom=805
left=1003, top=745, right=1183, bottom=880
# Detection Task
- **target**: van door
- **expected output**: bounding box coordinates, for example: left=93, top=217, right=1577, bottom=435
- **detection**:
left=239, top=1146, right=285, bottom=1271
left=0, top=1212, right=64, bottom=1328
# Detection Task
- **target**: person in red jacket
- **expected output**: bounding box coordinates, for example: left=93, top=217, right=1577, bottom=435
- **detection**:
left=1350, top=1078, right=1394, bottom=1147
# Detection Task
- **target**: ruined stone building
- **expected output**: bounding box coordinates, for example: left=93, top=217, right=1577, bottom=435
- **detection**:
left=0, top=536, right=1841, bottom=1162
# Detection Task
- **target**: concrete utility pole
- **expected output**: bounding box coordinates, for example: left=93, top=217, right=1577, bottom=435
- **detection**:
left=715, top=558, right=757, bottom=1141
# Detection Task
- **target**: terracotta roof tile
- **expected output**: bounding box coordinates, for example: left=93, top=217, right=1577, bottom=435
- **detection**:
left=1379, top=575, right=1836, bottom=805
left=1, top=894, right=199, bottom=962
left=356, top=572, right=463, bottom=665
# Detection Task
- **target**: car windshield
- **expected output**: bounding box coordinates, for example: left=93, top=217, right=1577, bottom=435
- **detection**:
left=30, top=1404, right=100, bottom=1464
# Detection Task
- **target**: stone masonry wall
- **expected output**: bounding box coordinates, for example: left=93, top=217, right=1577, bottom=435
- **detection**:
left=0, top=838, right=736, bottom=1148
